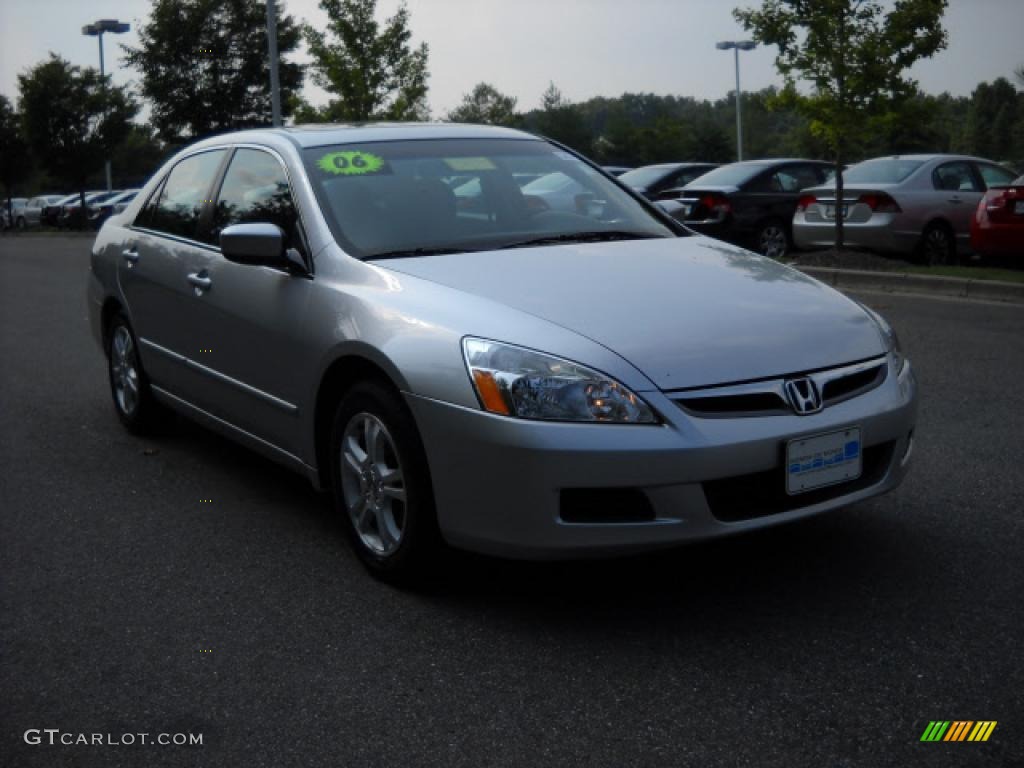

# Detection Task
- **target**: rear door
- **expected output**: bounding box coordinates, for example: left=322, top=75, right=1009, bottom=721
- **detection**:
left=932, top=161, right=983, bottom=248
left=735, top=163, right=824, bottom=232
left=120, top=148, right=228, bottom=396
left=174, top=146, right=314, bottom=454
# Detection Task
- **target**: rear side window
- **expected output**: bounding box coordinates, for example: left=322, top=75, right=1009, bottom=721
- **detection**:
left=843, top=159, right=923, bottom=184
left=148, top=150, right=226, bottom=240
left=976, top=163, right=1016, bottom=189
left=211, top=148, right=304, bottom=253
left=932, top=162, right=980, bottom=192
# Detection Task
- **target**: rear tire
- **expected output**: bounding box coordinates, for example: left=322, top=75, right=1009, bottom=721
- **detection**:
left=107, top=314, right=161, bottom=434
left=328, top=381, right=441, bottom=582
left=756, top=219, right=791, bottom=259
left=15, top=216, right=26, bottom=230
left=918, top=223, right=957, bottom=266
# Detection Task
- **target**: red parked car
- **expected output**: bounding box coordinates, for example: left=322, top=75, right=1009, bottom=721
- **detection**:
left=971, top=175, right=1024, bottom=261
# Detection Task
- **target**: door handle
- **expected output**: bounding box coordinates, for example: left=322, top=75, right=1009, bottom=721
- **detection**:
left=122, top=248, right=139, bottom=264
left=947, top=197, right=962, bottom=204
left=187, top=272, right=212, bottom=291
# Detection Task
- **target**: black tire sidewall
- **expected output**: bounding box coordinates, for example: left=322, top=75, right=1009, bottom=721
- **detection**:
left=921, top=224, right=955, bottom=266
left=328, top=381, right=439, bottom=579
left=107, top=314, right=156, bottom=433
left=757, top=219, right=790, bottom=259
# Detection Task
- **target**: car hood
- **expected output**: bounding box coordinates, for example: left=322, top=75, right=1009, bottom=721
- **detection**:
left=375, top=237, right=885, bottom=391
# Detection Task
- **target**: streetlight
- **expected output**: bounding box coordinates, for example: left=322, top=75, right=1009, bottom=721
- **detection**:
left=266, top=0, right=282, bottom=126
left=82, top=19, right=130, bottom=191
left=715, top=40, right=756, bottom=161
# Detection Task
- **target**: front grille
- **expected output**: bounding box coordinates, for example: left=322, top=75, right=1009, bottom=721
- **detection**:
left=677, top=392, right=789, bottom=417
left=822, top=365, right=885, bottom=405
left=559, top=488, right=655, bottom=524
left=703, top=441, right=896, bottom=522
left=672, top=358, right=887, bottom=418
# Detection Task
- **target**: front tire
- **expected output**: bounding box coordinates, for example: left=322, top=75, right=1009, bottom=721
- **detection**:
left=107, top=314, right=160, bottom=433
left=329, top=381, right=441, bottom=581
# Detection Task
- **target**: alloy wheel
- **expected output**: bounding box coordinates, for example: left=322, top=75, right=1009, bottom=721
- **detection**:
left=924, top=227, right=954, bottom=265
left=339, top=412, right=407, bottom=556
left=759, top=225, right=789, bottom=259
left=110, top=326, right=140, bottom=416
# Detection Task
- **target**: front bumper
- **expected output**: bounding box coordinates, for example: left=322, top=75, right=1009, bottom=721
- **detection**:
left=406, top=360, right=918, bottom=559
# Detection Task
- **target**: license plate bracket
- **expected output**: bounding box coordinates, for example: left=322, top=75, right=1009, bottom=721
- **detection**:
left=786, top=428, right=862, bottom=495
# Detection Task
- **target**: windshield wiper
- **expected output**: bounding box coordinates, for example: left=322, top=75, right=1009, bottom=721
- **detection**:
left=363, top=246, right=474, bottom=261
left=497, top=230, right=666, bottom=250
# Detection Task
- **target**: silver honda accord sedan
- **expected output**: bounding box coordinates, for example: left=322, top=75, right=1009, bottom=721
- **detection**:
left=88, top=124, right=918, bottom=578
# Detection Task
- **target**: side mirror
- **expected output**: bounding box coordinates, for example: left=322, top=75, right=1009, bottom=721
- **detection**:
left=220, top=222, right=307, bottom=273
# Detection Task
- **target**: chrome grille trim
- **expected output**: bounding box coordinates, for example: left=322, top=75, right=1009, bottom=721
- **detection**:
left=671, top=356, right=888, bottom=418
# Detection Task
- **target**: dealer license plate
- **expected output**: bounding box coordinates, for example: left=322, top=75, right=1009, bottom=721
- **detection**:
left=824, top=205, right=848, bottom=220
left=1014, top=200, right=1024, bottom=215
left=786, top=428, right=861, bottom=495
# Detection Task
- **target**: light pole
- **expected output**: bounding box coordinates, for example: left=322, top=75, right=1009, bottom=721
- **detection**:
left=82, top=19, right=130, bottom=191
left=715, top=40, right=756, bottom=161
left=266, top=0, right=282, bottom=126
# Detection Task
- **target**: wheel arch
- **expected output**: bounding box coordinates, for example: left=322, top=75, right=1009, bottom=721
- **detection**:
left=100, top=298, right=126, bottom=354
left=311, top=347, right=411, bottom=490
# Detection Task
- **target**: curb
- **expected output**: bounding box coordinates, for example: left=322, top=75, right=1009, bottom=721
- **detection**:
left=795, top=266, right=1024, bottom=305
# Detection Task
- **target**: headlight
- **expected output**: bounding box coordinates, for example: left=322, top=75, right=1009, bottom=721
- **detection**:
left=862, top=306, right=905, bottom=373
left=462, top=338, right=657, bottom=423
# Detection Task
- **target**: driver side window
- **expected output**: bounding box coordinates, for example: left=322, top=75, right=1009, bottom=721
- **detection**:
left=211, top=148, right=305, bottom=255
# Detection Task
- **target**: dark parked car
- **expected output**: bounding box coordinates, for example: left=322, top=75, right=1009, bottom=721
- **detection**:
left=89, top=189, right=140, bottom=230
left=971, top=174, right=1024, bottom=262
left=676, top=159, right=834, bottom=258
left=619, top=163, right=720, bottom=200
left=59, top=190, right=122, bottom=229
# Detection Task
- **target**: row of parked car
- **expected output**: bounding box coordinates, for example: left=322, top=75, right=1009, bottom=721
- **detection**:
left=604, top=155, right=1022, bottom=263
left=2, top=189, right=141, bottom=231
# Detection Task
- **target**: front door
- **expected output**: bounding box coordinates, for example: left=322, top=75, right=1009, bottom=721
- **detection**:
left=175, top=147, right=314, bottom=456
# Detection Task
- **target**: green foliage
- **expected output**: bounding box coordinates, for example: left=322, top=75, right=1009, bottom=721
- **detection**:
left=123, top=0, right=304, bottom=142
left=447, top=83, right=519, bottom=126
left=17, top=54, right=137, bottom=196
left=303, top=0, right=429, bottom=122
left=524, top=83, right=592, bottom=152
left=0, top=95, right=33, bottom=196
left=734, top=0, right=949, bottom=247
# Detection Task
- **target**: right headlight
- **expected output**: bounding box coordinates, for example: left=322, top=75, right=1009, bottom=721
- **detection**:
left=462, top=338, right=657, bottom=424
left=862, top=306, right=905, bottom=373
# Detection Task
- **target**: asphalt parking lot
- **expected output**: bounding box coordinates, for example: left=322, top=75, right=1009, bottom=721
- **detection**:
left=2, top=235, right=1022, bottom=768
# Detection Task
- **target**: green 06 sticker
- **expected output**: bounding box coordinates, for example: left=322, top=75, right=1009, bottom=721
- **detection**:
left=317, top=150, right=385, bottom=175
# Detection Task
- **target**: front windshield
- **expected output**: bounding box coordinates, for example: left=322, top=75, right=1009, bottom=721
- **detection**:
left=843, top=158, right=924, bottom=184
left=618, top=166, right=673, bottom=188
left=303, top=138, right=675, bottom=258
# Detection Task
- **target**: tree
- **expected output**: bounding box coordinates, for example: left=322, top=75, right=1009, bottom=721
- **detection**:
left=447, top=83, right=518, bottom=126
left=0, top=95, right=33, bottom=222
left=531, top=82, right=592, bottom=154
left=304, top=0, right=429, bottom=122
left=18, top=54, right=137, bottom=218
left=735, top=0, right=948, bottom=250
left=123, top=0, right=304, bottom=143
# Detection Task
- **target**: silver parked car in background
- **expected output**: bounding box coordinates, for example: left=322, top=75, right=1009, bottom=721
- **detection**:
left=89, top=124, right=917, bottom=579
left=792, top=154, right=1018, bottom=264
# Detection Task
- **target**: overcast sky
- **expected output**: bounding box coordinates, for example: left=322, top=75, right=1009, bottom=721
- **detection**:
left=2, top=0, right=1022, bottom=117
